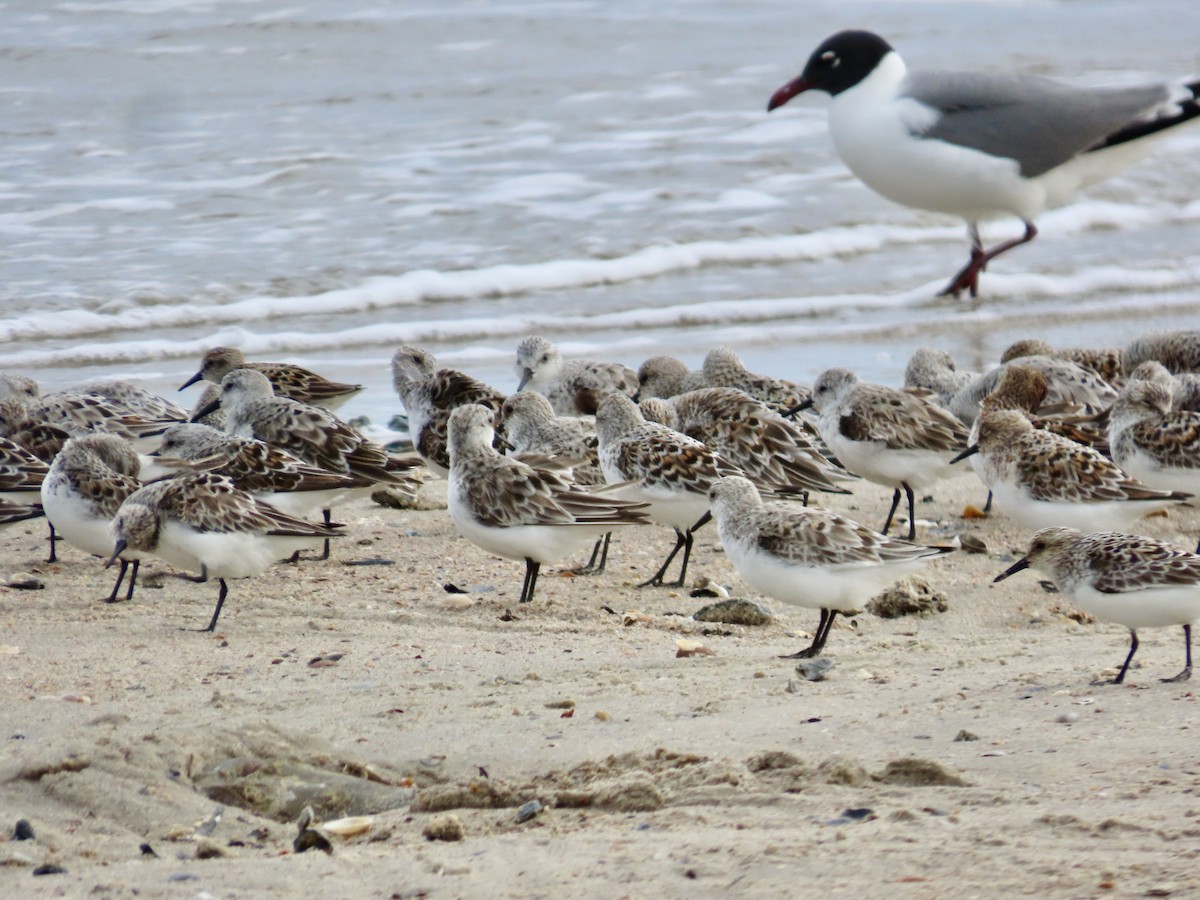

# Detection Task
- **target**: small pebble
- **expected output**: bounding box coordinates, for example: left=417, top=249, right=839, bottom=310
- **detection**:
left=692, top=598, right=773, bottom=626
left=953, top=729, right=980, bottom=742
left=1056, top=711, right=1079, bottom=724
left=796, top=659, right=833, bottom=682
left=516, top=800, right=543, bottom=824
left=194, top=838, right=224, bottom=859
left=422, top=814, right=465, bottom=842
left=13, top=819, right=35, bottom=841
left=32, top=864, right=66, bottom=876
left=958, top=534, right=988, bottom=554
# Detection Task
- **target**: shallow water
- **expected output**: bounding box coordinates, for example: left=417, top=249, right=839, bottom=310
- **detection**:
left=2, top=0, right=1199, bottom=425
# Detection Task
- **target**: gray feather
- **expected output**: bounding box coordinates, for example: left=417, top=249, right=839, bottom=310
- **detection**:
left=903, top=70, right=1170, bottom=177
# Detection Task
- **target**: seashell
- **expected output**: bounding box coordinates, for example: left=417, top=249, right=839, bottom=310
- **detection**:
left=321, top=816, right=373, bottom=837
left=675, top=639, right=716, bottom=658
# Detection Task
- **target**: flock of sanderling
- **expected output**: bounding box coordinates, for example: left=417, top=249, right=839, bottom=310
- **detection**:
left=5, top=331, right=1200, bottom=685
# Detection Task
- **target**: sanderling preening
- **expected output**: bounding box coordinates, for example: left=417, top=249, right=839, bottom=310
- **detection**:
left=1109, top=379, right=1200, bottom=501
left=41, top=434, right=145, bottom=603
left=391, top=345, right=505, bottom=476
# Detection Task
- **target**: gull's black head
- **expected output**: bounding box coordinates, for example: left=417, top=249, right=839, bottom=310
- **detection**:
left=768, top=30, right=894, bottom=110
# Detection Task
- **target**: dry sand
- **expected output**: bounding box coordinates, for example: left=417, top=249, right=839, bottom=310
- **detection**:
left=3, top=473, right=1200, bottom=898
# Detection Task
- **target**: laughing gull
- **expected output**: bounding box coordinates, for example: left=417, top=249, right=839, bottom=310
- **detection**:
left=767, top=30, right=1200, bottom=297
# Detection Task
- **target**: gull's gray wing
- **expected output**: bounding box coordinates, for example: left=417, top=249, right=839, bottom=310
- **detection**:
left=903, top=70, right=1170, bottom=177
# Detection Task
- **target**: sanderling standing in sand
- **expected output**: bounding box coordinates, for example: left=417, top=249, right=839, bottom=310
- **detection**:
left=110, top=472, right=340, bottom=631
left=195, top=368, right=420, bottom=558
left=150, top=423, right=373, bottom=519
left=447, top=404, right=649, bottom=603
left=711, top=476, right=951, bottom=658
left=995, top=527, right=1200, bottom=684
left=796, top=368, right=969, bottom=540
left=957, top=408, right=1189, bottom=532
left=41, top=434, right=145, bottom=603
left=596, top=393, right=745, bottom=587
left=641, top=387, right=852, bottom=502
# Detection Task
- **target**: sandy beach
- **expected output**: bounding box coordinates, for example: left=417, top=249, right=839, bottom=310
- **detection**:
left=3, top=471, right=1200, bottom=898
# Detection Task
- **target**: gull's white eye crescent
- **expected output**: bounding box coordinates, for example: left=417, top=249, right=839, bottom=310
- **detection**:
left=820, top=50, right=840, bottom=67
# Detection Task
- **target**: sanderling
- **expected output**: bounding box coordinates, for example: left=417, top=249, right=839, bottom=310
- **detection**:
left=796, top=368, right=969, bottom=540
left=1128, top=361, right=1200, bottom=412
left=0, top=379, right=177, bottom=453
left=69, top=378, right=189, bottom=422
left=195, top=369, right=420, bottom=558
left=150, top=423, right=373, bottom=519
left=0, top=435, right=49, bottom=506
left=1109, top=379, right=1200, bottom=498
left=499, top=391, right=601, bottom=483
left=643, top=387, right=852, bottom=501
left=958, top=408, right=1189, bottom=532
left=110, top=472, right=339, bottom=631
left=636, top=356, right=706, bottom=400
left=710, top=476, right=951, bottom=658
left=1124, top=330, right=1200, bottom=375
left=199, top=369, right=419, bottom=487
left=514, top=336, right=638, bottom=416
left=41, top=434, right=145, bottom=603
left=180, top=347, right=364, bottom=410
left=701, top=347, right=809, bottom=415
left=948, top=355, right=1118, bottom=425
left=1001, top=339, right=1125, bottom=388
left=500, top=390, right=610, bottom=573
left=0, top=374, right=40, bottom=404
left=189, top=383, right=228, bottom=430
left=391, top=345, right=505, bottom=477
left=0, top=498, right=42, bottom=529
left=903, top=348, right=978, bottom=407
left=596, top=392, right=744, bottom=587
left=0, top=410, right=68, bottom=560
left=447, top=404, right=649, bottom=603
left=995, top=527, right=1200, bottom=684
left=977, top=363, right=1109, bottom=452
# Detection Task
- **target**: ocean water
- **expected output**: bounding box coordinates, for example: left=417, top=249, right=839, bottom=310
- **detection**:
left=2, top=0, right=1199, bottom=428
